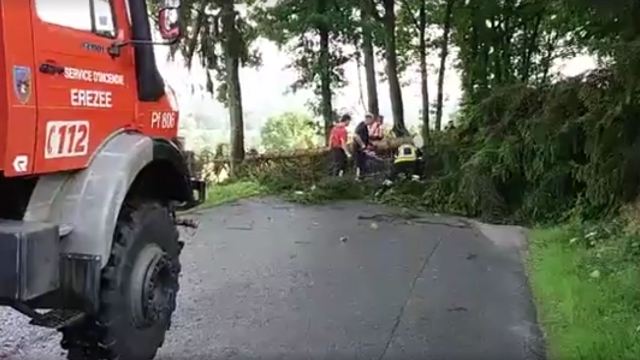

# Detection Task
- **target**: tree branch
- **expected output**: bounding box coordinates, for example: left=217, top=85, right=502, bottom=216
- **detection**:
left=184, top=1, right=209, bottom=69
left=400, top=0, right=421, bottom=30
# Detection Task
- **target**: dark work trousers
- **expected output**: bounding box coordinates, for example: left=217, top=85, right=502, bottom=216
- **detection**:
left=355, top=150, right=368, bottom=178
left=329, top=148, right=347, bottom=176
left=391, top=161, right=420, bottom=180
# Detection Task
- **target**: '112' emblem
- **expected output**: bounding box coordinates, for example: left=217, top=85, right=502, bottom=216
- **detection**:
left=45, top=121, right=90, bottom=159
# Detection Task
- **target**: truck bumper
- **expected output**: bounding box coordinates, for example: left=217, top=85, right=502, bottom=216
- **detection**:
left=0, top=220, right=60, bottom=301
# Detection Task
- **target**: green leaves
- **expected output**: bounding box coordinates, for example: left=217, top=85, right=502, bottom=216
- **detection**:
left=171, top=0, right=259, bottom=100
left=255, top=0, right=356, bottom=95
left=260, top=112, right=322, bottom=151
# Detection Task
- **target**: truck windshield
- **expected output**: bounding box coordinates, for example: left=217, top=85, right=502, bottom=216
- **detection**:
left=35, top=0, right=116, bottom=38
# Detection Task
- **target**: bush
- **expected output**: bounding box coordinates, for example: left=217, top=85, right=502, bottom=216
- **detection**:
left=412, top=69, right=640, bottom=224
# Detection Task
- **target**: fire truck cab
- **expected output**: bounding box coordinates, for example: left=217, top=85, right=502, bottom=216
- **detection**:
left=0, top=1, right=200, bottom=359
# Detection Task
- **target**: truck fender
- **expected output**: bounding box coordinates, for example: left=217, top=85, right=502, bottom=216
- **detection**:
left=24, top=132, right=192, bottom=268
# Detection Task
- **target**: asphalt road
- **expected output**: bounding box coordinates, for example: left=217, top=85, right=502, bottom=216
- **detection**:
left=0, top=198, right=545, bottom=360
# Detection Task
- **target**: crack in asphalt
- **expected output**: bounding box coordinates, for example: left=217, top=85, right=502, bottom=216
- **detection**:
left=357, top=213, right=470, bottom=229
left=377, top=239, right=442, bottom=360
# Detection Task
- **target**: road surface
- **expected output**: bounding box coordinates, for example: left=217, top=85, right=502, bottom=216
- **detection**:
left=0, top=198, right=545, bottom=359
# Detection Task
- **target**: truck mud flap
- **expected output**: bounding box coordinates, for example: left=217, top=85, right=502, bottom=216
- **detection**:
left=0, top=220, right=59, bottom=301
left=175, top=178, right=207, bottom=211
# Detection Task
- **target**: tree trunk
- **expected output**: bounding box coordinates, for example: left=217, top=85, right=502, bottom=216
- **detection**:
left=220, top=0, right=245, bottom=175
left=436, top=0, right=454, bottom=131
left=382, top=0, right=407, bottom=136
left=184, top=2, right=208, bottom=69
left=360, top=0, right=379, bottom=116
left=319, top=28, right=332, bottom=145
left=317, top=0, right=332, bottom=144
left=418, top=0, right=429, bottom=144
left=540, top=32, right=558, bottom=85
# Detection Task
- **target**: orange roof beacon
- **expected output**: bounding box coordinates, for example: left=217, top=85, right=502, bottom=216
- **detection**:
left=0, top=1, right=204, bottom=359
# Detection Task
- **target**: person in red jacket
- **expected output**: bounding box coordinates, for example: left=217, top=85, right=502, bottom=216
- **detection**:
left=328, top=114, right=351, bottom=176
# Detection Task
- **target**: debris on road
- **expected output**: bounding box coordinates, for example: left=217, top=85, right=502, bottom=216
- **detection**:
left=447, top=306, right=469, bottom=312
left=176, top=217, right=200, bottom=229
left=358, top=212, right=469, bottom=228
left=358, top=212, right=419, bottom=222
left=225, top=225, right=254, bottom=231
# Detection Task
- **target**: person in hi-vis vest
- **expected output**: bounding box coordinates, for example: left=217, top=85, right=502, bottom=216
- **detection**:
left=391, top=142, right=423, bottom=180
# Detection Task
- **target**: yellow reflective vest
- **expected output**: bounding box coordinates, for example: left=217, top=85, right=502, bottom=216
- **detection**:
left=394, top=144, right=418, bottom=164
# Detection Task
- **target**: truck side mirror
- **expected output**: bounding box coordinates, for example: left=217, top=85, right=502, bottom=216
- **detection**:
left=158, top=1, right=181, bottom=41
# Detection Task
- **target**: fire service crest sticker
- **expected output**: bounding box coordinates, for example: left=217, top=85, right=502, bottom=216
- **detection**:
left=13, top=65, right=32, bottom=104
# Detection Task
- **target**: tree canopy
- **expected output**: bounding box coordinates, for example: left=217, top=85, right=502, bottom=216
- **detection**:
left=261, top=112, right=322, bottom=152
left=173, top=0, right=640, bottom=186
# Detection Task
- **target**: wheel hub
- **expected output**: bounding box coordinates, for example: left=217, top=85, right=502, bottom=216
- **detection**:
left=130, top=245, right=177, bottom=328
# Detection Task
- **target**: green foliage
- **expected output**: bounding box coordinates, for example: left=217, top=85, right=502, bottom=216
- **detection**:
left=376, top=66, right=640, bottom=224
left=254, top=0, right=355, bottom=111
left=172, top=0, right=260, bottom=103
left=451, top=0, right=579, bottom=101
left=260, top=112, right=322, bottom=151
left=235, top=151, right=329, bottom=192
left=528, top=224, right=640, bottom=360
left=396, top=0, right=439, bottom=70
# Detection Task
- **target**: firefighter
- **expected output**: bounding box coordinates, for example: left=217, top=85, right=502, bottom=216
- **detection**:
left=390, top=141, right=423, bottom=181
left=353, top=114, right=376, bottom=179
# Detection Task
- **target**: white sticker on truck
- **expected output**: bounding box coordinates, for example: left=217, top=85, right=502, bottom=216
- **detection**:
left=70, top=89, right=112, bottom=108
left=64, top=67, right=125, bottom=86
left=45, top=121, right=90, bottom=159
left=151, top=111, right=177, bottom=129
left=12, top=155, right=28, bottom=173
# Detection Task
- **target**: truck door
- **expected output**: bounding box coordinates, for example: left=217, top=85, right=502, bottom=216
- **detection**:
left=31, top=0, right=135, bottom=174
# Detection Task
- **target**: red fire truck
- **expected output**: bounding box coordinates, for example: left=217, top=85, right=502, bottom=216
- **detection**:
left=0, top=1, right=202, bottom=358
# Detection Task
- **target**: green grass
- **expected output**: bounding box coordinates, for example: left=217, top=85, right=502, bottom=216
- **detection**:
left=528, top=225, right=640, bottom=360
left=204, top=180, right=269, bottom=207
left=197, top=177, right=370, bottom=209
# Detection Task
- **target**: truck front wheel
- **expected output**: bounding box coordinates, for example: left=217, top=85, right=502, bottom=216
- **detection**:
left=61, top=201, right=182, bottom=360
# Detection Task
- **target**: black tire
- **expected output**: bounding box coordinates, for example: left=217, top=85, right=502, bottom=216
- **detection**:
left=61, top=201, right=182, bottom=360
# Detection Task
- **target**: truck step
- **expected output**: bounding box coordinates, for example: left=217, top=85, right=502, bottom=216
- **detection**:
left=29, top=309, right=84, bottom=329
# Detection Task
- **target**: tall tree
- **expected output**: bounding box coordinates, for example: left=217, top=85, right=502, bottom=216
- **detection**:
left=256, top=0, right=353, bottom=143
left=219, top=0, right=245, bottom=172
left=452, top=0, right=573, bottom=103
left=360, top=0, right=380, bottom=116
left=435, top=0, right=454, bottom=131
left=399, top=0, right=431, bottom=142
left=373, top=0, right=409, bottom=136
left=317, top=0, right=333, bottom=141
left=173, top=0, right=258, bottom=175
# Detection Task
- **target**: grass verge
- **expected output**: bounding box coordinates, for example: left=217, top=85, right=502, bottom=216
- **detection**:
left=203, top=180, right=269, bottom=207
left=197, top=176, right=374, bottom=209
left=528, top=224, right=640, bottom=360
